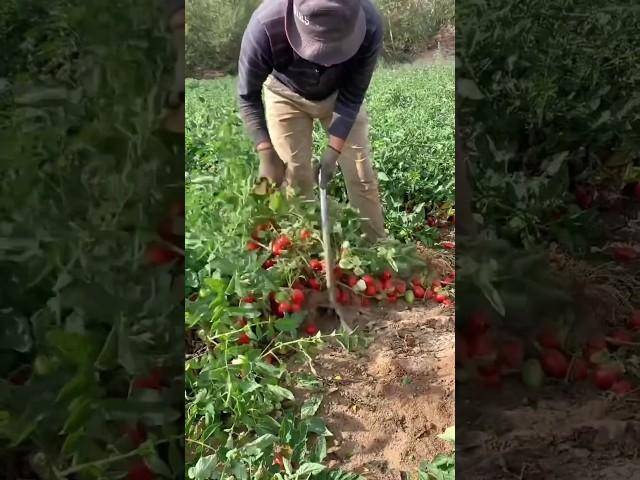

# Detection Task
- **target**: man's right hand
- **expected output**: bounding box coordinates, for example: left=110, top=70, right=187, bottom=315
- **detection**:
left=257, top=146, right=286, bottom=186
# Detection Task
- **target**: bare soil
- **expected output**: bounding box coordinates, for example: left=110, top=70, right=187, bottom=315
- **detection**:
left=457, top=382, right=640, bottom=479
left=304, top=302, right=455, bottom=479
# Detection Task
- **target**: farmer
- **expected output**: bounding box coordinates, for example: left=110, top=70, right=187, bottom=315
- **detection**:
left=238, top=0, right=386, bottom=241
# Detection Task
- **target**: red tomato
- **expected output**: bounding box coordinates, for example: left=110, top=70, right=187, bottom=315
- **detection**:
left=366, top=285, right=377, bottom=296
left=262, top=258, right=277, bottom=269
left=277, top=303, right=292, bottom=317
left=128, top=462, right=154, bottom=480
left=576, top=187, right=593, bottom=209
left=381, top=270, right=393, bottom=281
left=435, top=294, right=446, bottom=303
left=362, top=275, right=376, bottom=286
left=290, top=303, right=302, bottom=313
left=133, top=368, right=163, bottom=390
left=309, top=259, right=324, bottom=271
left=541, top=349, right=569, bottom=379
left=291, top=288, right=305, bottom=305
left=274, top=235, right=291, bottom=249
left=305, top=324, right=319, bottom=336
left=125, top=423, right=147, bottom=446
left=394, top=280, right=407, bottom=295
left=238, top=318, right=248, bottom=327
left=387, top=293, right=398, bottom=304
left=441, top=241, right=455, bottom=250
left=238, top=333, right=251, bottom=345
left=537, top=330, right=562, bottom=349
left=413, top=285, right=426, bottom=299
left=592, top=367, right=620, bottom=390
left=145, top=245, right=177, bottom=265
left=300, top=229, right=312, bottom=241
left=347, top=275, right=359, bottom=288
left=241, top=295, right=256, bottom=304
left=246, top=241, right=260, bottom=252
left=308, top=278, right=321, bottom=290
left=613, top=246, right=638, bottom=262
left=611, top=380, right=633, bottom=396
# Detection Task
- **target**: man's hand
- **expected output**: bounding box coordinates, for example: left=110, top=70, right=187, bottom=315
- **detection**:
left=257, top=146, right=286, bottom=186
left=317, top=146, right=341, bottom=189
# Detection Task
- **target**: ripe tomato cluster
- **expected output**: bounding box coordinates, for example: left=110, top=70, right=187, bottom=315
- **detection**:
left=458, top=310, right=639, bottom=395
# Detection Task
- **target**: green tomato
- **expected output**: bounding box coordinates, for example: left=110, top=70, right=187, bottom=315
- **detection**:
left=522, top=359, right=544, bottom=390
left=33, top=355, right=52, bottom=376
left=405, top=290, right=415, bottom=304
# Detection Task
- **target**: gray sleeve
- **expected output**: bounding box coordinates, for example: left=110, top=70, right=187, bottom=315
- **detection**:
left=237, top=14, right=274, bottom=146
left=328, top=16, right=383, bottom=140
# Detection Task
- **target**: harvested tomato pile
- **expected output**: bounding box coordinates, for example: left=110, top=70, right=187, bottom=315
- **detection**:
left=457, top=310, right=640, bottom=395
left=206, top=218, right=457, bottom=341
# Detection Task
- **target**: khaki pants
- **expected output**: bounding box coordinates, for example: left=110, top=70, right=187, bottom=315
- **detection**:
left=263, top=75, right=385, bottom=241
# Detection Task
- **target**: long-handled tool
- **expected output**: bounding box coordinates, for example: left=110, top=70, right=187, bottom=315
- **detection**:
left=318, top=168, right=353, bottom=333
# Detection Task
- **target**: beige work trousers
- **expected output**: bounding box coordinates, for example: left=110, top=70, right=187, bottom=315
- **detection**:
left=263, top=75, right=385, bottom=241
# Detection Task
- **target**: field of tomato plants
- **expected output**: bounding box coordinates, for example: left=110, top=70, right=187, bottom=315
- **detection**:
left=455, top=1, right=640, bottom=477
left=185, top=65, right=455, bottom=480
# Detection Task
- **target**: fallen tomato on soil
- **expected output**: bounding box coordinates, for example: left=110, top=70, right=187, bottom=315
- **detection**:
left=540, top=349, right=569, bottom=379
left=592, top=367, right=620, bottom=390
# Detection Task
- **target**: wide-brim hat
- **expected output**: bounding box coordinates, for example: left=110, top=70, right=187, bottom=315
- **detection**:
left=285, top=0, right=367, bottom=66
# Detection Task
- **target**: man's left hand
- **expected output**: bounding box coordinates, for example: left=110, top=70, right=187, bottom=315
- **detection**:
left=317, top=146, right=341, bottom=188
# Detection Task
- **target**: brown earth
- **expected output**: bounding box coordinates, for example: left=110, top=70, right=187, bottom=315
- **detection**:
left=299, top=301, right=455, bottom=479
left=457, top=381, right=640, bottom=479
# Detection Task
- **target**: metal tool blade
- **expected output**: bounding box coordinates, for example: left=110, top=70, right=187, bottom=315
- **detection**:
left=318, top=170, right=352, bottom=333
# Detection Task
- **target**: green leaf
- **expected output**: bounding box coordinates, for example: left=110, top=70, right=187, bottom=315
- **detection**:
left=266, top=384, right=295, bottom=401
left=95, top=323, right=118, bottom=370
left=437, top=426, right=455, bottom=443
left=304, top=417, right=332, bottom=436
left=0, top=314, right=32, bottom=353
left=188, top=455, right=217, bottom=480
left=275, top=316, right=303, bottom=333
left=295, top=462, right=326, bottom=477
left=313, top=436, right=327, bottom=463
left=457, top=78, right=484, bottom=100
left=301, top=395, right=323, bottom=419
left=244, top=433, right=277, bottom=455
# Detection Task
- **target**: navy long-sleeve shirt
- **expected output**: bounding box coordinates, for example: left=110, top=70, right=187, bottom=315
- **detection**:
left=237, top=0, right=383, bottom=146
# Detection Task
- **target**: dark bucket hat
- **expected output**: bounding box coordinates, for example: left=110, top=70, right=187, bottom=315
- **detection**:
left=285, top=0, right=367, bottom=66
